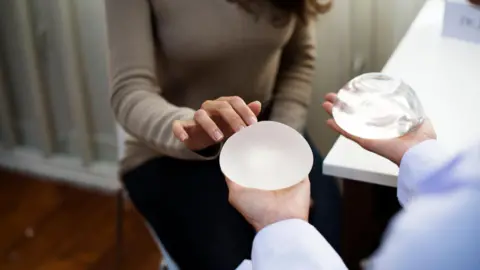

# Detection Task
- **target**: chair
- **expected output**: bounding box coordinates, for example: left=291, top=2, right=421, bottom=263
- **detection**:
left=116, top=126, right=179, bottom=270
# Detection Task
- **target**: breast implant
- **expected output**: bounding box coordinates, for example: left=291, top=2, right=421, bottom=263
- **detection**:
left=332, top=73, right=425, bottom=139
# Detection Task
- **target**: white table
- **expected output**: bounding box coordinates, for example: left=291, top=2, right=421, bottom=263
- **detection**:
left=323, top=0, right=480, bottom=187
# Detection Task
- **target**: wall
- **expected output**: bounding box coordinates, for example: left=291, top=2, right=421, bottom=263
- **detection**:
left=0, top=0, right=116, bottom=160
left=0, top=0, right=42, bottom=149
left=307, top=0, right=352, bottom=155
left=0, top=0, right=119, bottom=191
left=73, top=0, right=116, bottom=161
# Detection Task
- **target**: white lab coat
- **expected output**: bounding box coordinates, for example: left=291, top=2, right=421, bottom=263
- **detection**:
left=238, top=140, right=480, bottom=270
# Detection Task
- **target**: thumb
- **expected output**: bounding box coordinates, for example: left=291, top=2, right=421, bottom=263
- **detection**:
left=248, top=101, right=262, bottom=117
left=224, top=176, right=243, bottom=193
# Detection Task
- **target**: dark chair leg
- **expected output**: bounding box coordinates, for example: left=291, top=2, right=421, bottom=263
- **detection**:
left=116, top=189, right=125, bottom=270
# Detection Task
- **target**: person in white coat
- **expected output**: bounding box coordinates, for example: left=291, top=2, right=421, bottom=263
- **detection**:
left=230, top=93, right=480, bottom=270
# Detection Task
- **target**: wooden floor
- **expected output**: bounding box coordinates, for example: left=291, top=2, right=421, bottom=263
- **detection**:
left=0, top=168, right=161, bottom=270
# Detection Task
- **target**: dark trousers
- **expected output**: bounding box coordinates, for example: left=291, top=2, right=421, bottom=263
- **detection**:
left=123, top=136, right=341, bottom=270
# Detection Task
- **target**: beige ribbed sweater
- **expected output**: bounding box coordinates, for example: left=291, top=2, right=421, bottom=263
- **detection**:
left=106, top=0, right=317, bottom=174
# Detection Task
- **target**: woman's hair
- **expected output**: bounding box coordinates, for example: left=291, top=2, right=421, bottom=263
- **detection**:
left=228, top=0, right=331, bottom=25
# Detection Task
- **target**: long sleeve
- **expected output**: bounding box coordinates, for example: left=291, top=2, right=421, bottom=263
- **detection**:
left=105, top=0, right=215, bottom=160
left=396, top=140, right=455, bottom=206
left=250, top=219, right=347, bottom=270
left=270, top=19, right=316, bottom=131
left=368, top=141, right=480, bottom=270
left=243, top=141, right=480, bottom=270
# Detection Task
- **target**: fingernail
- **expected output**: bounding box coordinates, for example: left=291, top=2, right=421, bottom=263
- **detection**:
left=248, top=117, right=257, bottom=125
left=214, top=130, right=224, bottom=141
left=237, top=125, right=246, bottom=131
left=180, top=133, right=188, bottom=142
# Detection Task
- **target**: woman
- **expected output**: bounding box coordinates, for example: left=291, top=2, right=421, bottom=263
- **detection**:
left=106, top=0, right=341, bottom=269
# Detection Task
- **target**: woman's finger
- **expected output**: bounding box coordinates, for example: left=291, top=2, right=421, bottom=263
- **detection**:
left=194, top=109, right=224, bottom=142
left=226, top=96, right=258, bottom=126
left=172, top=120, right=190, bottom=142
left=202, top=100, right=246, bottom=132
left=218, top=96, right=258, bottom=126
left=247, top=101, right=262, bottom=118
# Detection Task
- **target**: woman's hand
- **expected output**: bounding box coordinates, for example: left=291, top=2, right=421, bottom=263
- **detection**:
left=322, top=93, right=437, bottom=166
left=173, top=96, right=262, bottom=151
